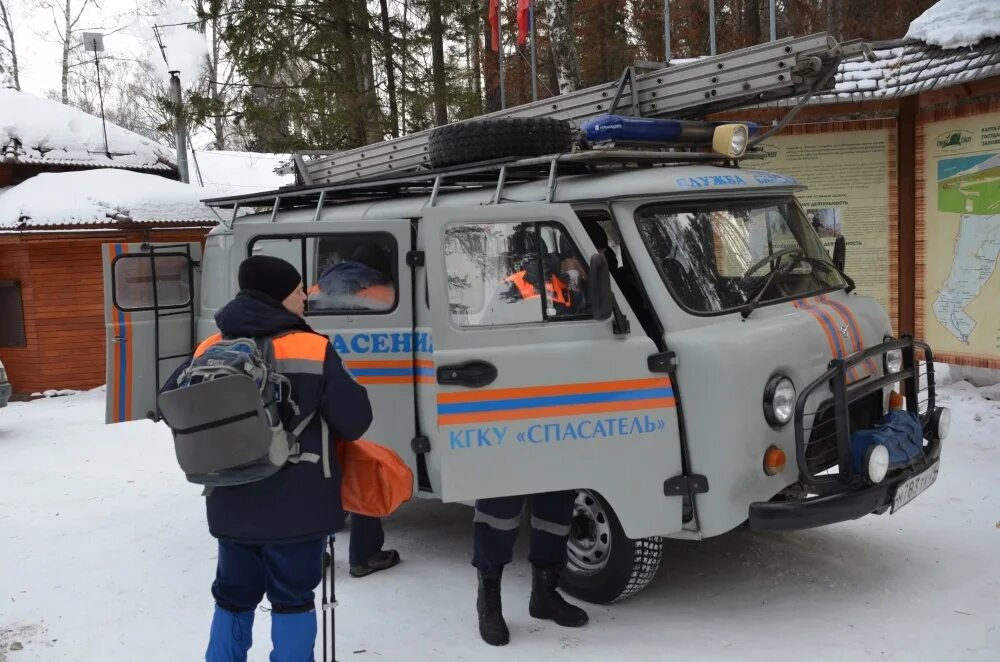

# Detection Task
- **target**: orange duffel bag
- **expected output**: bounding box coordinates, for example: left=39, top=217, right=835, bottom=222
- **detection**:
left=336, top=439, right=414, bottom=517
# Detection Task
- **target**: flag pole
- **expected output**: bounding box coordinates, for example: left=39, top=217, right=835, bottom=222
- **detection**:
left=663, top=0, right=671, bottom=62
left=499, top=16, right=506, bottom=109
left=530, top=0, right=538, bottom=101
left=708, top=0, right=717, bottom=56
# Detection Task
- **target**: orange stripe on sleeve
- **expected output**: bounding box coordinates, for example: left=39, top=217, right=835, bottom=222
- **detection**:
left=272, top=333, right=330, bottom=361
left=194, top=332, right=223, bottom=358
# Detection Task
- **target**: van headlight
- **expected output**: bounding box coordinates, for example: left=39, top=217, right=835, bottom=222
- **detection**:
left=763, top=375, right=796, bottom=426
left=884, top=349, right=903, bottom=374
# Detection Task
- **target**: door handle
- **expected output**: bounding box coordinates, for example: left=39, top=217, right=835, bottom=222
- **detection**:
left=111, top=335, right=126, bottom=343
left=437, top=360, right=497, bottom=388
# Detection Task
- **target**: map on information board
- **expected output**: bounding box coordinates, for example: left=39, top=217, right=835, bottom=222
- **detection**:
left=923, top=114, right=1000, bottom=363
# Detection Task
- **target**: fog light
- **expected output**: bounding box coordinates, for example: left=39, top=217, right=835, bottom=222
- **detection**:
left=885, top=349, right=903, bottom=374
left=763, top=445, right=786, bottom=476
left=933, top=406, right=951, bottom=441
left=864, top=444, right=890, bottom=483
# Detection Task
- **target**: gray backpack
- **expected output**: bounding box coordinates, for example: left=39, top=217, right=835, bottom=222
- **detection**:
left=157, top=334, right=331, bottom=488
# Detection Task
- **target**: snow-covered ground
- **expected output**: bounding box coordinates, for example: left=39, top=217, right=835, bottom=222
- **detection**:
left=1, top=382, right=998, bottom=661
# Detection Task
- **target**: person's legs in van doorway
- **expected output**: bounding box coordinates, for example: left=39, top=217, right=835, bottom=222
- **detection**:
left=472, top=495, right=523, bottom=646
left=348, top=514, right=400, bottom=578
left=472, top=491, right=588, bottom=646
left=208, top=538, right=324, bottom=662
left=526, top=491, right=589, bottom=628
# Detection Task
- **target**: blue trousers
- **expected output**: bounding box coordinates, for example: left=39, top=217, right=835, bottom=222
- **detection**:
left=348, top=515, right=384, bottom=566
left=472, top=491, right=576, bottom=574
left=212, top=538, right=325, bottom=613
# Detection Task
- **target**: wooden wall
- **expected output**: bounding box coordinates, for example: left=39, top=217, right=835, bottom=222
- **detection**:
left=0, top=227, right=210, bottom=394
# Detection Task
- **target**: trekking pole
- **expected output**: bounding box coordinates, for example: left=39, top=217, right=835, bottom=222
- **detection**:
left=331, top=536, right=337, bottom=661
left=321, top=536, right=328, bottom=661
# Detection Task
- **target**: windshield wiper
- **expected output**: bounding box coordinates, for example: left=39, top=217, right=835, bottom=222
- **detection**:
left=740, top=255, right=801, bottom=319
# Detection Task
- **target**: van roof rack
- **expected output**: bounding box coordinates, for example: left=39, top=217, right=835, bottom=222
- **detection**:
left=205, top=33, right=873, bottom=225
left=204, top=147, right=766, bottom=221
left=281, top=33, right=870, bottom=186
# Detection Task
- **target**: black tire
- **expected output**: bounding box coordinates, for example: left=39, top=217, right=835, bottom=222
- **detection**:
left=560, top=490, right=664, bottom=604
left=427, top=117, right=578, bottom=169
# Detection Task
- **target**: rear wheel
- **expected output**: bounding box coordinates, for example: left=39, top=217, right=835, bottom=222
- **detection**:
left=560, top=490, right=664, bottom=604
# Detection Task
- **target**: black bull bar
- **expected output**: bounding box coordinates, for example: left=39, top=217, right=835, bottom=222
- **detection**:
left=749, top=336, right=944, bottom=531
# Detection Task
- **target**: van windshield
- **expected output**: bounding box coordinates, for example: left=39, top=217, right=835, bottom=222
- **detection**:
left=635, top=197, right=845, bottom=314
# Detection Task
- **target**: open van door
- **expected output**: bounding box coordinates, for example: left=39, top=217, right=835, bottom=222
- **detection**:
left=102, top=242, right=201, bottom=423
left=420, top=203, right=684, bottom=539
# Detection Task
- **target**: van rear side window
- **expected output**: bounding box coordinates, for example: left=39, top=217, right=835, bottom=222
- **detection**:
left=249, top=233, right=398, bottom=315
left=444, top=221, right=591, bottom=327
left=112, top=255, right=192, bottom=311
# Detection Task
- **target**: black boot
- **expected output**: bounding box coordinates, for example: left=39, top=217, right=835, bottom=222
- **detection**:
left=477, top=569, right=510, bottom=646
left=528, top=567, right=589, bottom=627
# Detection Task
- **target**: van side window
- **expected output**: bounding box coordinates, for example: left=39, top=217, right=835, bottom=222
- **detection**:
left=112, top=254, right=192, bottom=311
left=444, top=221, right=591, bottom=328
left=249, top=233, right=398, bottom=315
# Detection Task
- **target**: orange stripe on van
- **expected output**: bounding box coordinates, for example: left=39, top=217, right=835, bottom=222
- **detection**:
left=345, top=360, right=421, bottom=369
left=818, top=294, right=879, bottom=376
left=106, top=244, right=122, bottom=421
left=437, top=377, right=671, bottom=404
left=438, top=397, right=677, bottom=426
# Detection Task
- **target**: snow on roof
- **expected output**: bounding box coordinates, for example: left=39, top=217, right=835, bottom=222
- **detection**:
left=905, top=0, right=1000, bottom=50
left=0, top=169, right=218, bottom=230
left=188, top=150, right=293, bottom=195
left=0, top=89, right=175, bottom=171
left=756, top=38, right=1000, bottom=108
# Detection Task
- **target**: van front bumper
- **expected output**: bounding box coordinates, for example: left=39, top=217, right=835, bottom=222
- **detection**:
left=749, top=335, right=944, bottom=533
left=748, top=435, right=942, bottom=532
left=0, top=382, right=10, bottom=408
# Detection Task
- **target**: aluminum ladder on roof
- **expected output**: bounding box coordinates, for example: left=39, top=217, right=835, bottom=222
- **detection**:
left=295, top=33, right=871, bottom=186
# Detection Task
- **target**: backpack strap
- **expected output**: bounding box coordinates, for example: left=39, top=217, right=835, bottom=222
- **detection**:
left=285, top=412, right=332, bottom=479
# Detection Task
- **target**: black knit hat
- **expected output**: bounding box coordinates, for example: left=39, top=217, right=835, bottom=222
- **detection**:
left=238, top=255, right=302, bottom=302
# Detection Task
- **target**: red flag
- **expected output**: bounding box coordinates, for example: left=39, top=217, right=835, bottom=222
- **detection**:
left=488, top=0, right=500, bottom=52
left=517, top=0, right=531, bottom=46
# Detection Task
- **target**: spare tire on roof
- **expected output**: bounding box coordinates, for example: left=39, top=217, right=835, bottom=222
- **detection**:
left=427, top=117, right=578, bottom=169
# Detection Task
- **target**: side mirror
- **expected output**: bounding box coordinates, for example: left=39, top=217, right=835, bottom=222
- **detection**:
left=588, top=253, right=614, bottom=321
left=832, top=235, right=846, bottom=272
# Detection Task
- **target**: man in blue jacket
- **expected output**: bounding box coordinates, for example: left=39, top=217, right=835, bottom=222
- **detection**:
left=170, top=255, right=373, bottom=661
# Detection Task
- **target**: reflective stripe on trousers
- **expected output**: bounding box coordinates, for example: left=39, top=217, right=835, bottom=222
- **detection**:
left=472, top=490, right=576, bottom=574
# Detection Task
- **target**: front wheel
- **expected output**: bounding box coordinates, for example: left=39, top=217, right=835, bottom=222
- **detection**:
left=560, top=490, right=664, bottom=604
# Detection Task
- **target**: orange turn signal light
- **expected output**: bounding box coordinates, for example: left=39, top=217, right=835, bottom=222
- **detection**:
left=889, top=390, right=905, bottom=411
left=764, top=445, right=786, bottom=476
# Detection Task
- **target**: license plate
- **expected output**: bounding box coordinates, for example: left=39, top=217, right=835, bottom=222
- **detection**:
left=891, top=460, right=940, bottom=513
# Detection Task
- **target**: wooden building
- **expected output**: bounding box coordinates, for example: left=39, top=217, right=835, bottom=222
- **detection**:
left=0, top=90, right=219, bottom=394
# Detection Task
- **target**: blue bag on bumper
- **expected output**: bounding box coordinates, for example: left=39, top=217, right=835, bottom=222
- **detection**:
left=850, top=410, right=925, bottom=473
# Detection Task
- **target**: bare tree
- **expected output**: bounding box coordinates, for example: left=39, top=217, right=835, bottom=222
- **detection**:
left=379, top=0, right=399, bottom=138
left=542, top=0, right=581, bottom=94
left=33, top=0, right=102, bottom=103
left=0, top=0, right=20, bottom=89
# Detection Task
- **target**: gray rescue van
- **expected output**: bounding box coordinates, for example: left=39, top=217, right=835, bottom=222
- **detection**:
left=100, top=119, right=948, bottom=604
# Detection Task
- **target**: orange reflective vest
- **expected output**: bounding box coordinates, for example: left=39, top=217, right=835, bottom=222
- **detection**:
left=505, top=270, right=572, bottom=308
